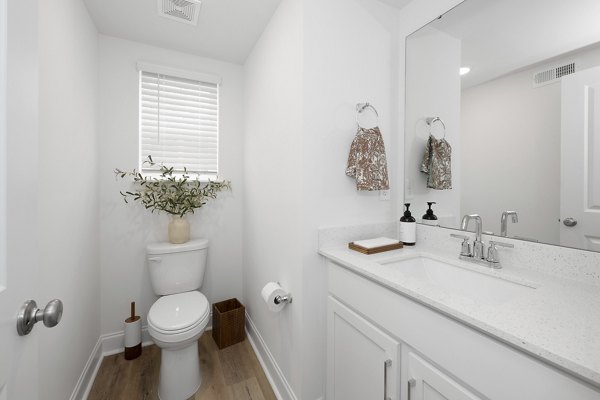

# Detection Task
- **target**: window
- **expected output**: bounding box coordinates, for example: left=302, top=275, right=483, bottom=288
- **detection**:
left=138, top=62, right=220, bottom=177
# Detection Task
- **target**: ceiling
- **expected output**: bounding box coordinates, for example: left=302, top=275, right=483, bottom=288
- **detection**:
left=83, top=0, right=282, bottom=64
left=425, top=0, right=600, bottom=88
left=377, top=0, right=412, bottom=10
left=83, top=0, right=413, bottom=65
left=84, top=0, right=600, bottom=88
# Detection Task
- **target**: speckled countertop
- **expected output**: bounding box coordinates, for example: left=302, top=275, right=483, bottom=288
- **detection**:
left=319, top=245, right=600, bottom=388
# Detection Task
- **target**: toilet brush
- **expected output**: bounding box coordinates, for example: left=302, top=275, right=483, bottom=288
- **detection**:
left=124, top=301, right=142, bottom=360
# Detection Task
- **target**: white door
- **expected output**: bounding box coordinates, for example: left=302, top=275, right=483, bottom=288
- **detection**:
left=407, top=351, right=481, bottom=400
left=327, top=296, right=400, bottom=400
left=0, top=1, right=42, bottom=398
left=561, top=65, right=600, bottom=251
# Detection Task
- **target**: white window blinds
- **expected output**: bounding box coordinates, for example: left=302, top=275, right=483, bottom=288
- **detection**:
left=139, top=66, right=219, bottom=176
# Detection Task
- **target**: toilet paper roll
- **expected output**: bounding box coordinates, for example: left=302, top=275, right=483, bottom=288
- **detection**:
left=261, top=282, right=287, bottom=312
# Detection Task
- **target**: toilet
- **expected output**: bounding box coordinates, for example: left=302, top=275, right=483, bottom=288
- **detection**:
left=146, top=239, right=210, bottom=400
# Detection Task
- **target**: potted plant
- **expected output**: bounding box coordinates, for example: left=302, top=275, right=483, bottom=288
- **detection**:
left=115, top=156, right=231, bottom=244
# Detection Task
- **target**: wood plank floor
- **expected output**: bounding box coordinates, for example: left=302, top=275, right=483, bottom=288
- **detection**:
left=88, top=332, right=276, bottom=400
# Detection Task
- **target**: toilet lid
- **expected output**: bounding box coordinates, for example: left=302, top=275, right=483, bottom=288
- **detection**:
left=148, top=291, right=209, bottom=332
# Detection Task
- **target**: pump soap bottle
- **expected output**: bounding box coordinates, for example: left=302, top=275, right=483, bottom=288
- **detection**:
left=422, top=202, right=438, bottom=226
left=400, top=203, right=416, bottom=246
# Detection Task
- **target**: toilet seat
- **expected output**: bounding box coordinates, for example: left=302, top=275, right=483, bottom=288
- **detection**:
left=148, top=291, right=210, bottom=343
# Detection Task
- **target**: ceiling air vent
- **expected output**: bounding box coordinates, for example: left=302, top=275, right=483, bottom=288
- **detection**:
left=532, top=62, right=576, bottom=88
left=157, top=0, right=202, bottom=25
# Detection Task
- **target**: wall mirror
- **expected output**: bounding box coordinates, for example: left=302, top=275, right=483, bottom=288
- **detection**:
left=404, top=0, right=600, bottom=252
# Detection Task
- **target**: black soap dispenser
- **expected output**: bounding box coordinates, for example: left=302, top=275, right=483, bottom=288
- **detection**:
left=422, top=202, right=438, bottom=226
left=400, top=203, right=416, bottom=246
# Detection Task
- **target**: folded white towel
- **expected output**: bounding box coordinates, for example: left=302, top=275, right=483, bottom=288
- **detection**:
left=353, top=237, right=399, bottom=249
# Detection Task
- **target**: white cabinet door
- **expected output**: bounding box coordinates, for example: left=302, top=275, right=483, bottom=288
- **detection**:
left=327, top=296, right=400, bottom=400
left=408, top=351, right=482, bottom=400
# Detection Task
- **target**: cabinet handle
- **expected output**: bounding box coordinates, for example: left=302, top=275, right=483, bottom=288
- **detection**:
left=408, top=378, right=416, bottom=400
left=384, top=359, right=392, bottom=400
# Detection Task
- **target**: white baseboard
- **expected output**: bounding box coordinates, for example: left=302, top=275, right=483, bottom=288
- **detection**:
left=70, top=327, right=153, bottom=399
left=69, top=338, right=103, bottom=400
left=245, top=312, right=298, bottom=400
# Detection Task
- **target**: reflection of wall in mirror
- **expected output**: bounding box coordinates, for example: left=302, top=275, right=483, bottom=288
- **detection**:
left=405, top=26, right=461, bottom=226
left=461, top=44, right=600, bottom=243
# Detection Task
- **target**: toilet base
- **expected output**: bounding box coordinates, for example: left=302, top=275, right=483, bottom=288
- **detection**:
left=158, top=340, right=201, bottom=400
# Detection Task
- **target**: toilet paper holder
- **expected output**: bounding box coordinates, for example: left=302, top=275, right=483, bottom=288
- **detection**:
left=274, top=294, right=292, bottom=305
left=274, top=282, right=292, bottom=305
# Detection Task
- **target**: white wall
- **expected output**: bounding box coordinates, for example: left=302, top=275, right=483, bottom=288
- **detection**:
left=302, top=0, right=401, bottom=397
left=461, top=44, right=600, bottom=242
left=36, top=1, right=100, bottom=399
left=243, top=0, right=304, bottom=396
left=244, top=0, right=401, bottom=398
left=404, top=26, right=462, bottom=226
left=98, top=36, right=244, bottom=336
left=303, top=0, right=399, bottom=226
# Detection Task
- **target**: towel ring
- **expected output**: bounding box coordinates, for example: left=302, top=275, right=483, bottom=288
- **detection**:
left=356, top=102, right=379, bottom=129
left=426, top=116, right=446, bottom=139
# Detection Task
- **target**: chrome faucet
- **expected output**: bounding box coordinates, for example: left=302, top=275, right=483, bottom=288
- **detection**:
left=500, top=211, right=518, bottom=237
left=461, top=214, right=484, bottom=259
left=486, top=240, right=514, bottom=267
left=450, top=233, right=514, bottom=269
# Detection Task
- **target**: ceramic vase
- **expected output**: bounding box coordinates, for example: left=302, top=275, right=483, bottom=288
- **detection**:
left=168, top=215, right=190, bottom=244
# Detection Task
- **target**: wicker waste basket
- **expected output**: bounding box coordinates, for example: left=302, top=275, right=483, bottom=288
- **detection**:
left=212, top=298, right=245, bottom=349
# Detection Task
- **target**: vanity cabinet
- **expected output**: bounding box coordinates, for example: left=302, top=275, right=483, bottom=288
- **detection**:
left=407, top=351, right=481, bottom=400
left=327, top=291, right=476, bottom=400
left=326, top=260, right=600, bottom=400
left=327, top=296, right=400, bottom=400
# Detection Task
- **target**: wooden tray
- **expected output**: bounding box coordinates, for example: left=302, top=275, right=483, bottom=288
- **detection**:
left=348, top=241, right=403, bottom=254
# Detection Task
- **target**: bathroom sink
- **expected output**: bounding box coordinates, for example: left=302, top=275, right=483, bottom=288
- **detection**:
left=377, top=255, right=536, bottom=306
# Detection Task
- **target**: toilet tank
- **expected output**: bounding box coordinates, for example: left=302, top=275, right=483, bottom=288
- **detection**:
left=146, top=239, right=209, bottom=296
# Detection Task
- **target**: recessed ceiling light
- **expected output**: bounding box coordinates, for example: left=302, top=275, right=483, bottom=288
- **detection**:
left=460, top=67, right=471, bottom=76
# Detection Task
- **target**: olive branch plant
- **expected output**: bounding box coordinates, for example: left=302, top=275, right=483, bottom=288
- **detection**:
left=115, top=156, right=231, bottom=218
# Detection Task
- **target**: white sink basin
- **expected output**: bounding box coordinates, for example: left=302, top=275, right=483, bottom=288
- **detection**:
left=378, top=255, right=536, bottom=306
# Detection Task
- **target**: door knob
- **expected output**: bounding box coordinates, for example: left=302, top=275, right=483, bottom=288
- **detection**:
left=563, top=218, right=578, bottom=227
left=17, top=299, right=63, bottom=336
